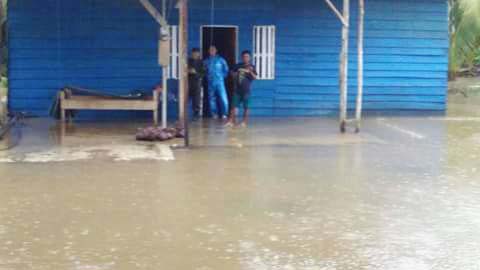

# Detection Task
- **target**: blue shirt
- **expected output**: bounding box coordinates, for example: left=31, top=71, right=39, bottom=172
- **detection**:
left=204, top=55, right=229, bottom=83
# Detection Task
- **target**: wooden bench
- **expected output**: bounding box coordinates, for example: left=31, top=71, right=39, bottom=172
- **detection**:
left=59, top=89, right=160, bottom=125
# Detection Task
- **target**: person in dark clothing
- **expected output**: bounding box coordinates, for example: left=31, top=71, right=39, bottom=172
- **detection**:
left=188, top=48, right=206, bottom=119
left=225, top=50, right=257, bottom=127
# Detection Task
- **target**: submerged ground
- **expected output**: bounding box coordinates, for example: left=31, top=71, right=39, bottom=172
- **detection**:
left=0, top=92, right=480, bottom=269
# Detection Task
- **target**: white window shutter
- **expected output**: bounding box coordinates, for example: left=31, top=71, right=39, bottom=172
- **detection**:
left=253, top=25, right=276, bottom=80
left=168, top=25, right=179, bottom=80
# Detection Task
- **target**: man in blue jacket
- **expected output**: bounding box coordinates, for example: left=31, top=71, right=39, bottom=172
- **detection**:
left=204, top=46, right=229, bottom=119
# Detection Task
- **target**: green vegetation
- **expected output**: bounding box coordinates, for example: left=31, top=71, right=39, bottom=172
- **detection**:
left=449, top=0, right=480, bottom=79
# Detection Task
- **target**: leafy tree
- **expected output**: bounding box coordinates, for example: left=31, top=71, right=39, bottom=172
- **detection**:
left=449, top=0, right=480, bottom=79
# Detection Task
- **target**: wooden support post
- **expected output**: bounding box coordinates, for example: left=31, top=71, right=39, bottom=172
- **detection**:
left=153, top=89, right=159, bottom=125
left=339, top=0, right=350, bottom=133
left=138, top=0, right=169, bottom=28
left=162, top=68, right=168, bottom=128
left=60, top=91, right=66, bottom=122
left=139, top=0, right=171, bottom=128
left=324, top=0, right=349, bottom=27
left=178, top=0, right=190, bottom=147
left=355, top=0, right=365, bottom=133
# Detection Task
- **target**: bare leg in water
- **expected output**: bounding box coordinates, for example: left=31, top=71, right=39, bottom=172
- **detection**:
left=240, top=108, right=249, bottom=127
left=225, top=108, right=237, bottom=127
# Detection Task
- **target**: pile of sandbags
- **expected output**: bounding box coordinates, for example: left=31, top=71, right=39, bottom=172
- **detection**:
left=136, top=126, right=185, bottom=142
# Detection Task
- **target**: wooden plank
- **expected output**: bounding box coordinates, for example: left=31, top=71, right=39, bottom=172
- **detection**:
left=60, top=96, right=155, bottom=101
left=324, top=0, right=349, bottom=27
left=339, top=0, right=350, bottom=133
left=138, top=0, right=169, bottom=27
left=60, top=92, right=66, bottom=122
left=355, top=0, right=365, bottom=132
left=162, top=69, right=168, bottom=128
left=153, top=88, right=159, bottom=125
left=178, top=0, right=190, bottom=147
left=59, top=90, right=159, bottom=124
left=62, top=100, right=157, bottom=110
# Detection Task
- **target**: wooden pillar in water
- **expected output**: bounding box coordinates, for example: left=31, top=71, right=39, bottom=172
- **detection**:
left=339, top=0, right=350, bottom=133
left=355, top=0, right=365, bottom=133
left=178, top=0, right=190, bottom=146
left=161, top=1, right=168, bottom=129
left=162, top=68, right=168, bottom=128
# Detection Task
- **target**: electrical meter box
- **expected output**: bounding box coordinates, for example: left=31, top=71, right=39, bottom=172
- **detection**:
left=158, top=26, right=171, bottom=67
left=158, top=39, right=170, bottom=67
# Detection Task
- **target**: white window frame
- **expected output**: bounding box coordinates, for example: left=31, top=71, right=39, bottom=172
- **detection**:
left=167, top=25, right=179, bottom=79
left=253, top=25, right=276, bottom=80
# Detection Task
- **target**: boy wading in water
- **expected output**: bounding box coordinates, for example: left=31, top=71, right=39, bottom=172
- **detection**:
left=226, top=50, right=257, bottom=127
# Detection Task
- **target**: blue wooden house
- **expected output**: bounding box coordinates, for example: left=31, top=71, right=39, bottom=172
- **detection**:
left=7, top=0, right=449, bottom=118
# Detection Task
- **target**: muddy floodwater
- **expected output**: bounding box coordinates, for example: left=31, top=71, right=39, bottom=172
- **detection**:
left=1, top=97, right=480, bottom=270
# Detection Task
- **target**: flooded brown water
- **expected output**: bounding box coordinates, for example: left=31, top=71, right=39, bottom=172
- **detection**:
left=0, top=97, right=480, bottom=269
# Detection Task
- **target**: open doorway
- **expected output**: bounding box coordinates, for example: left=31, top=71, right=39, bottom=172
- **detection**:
left=201, top=26, right=238, bottom=65
left=201, top=26, right=238, bottom=116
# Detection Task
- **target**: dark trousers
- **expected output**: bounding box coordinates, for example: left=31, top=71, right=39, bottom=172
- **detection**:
left=189, top=78, right=202, bottom=117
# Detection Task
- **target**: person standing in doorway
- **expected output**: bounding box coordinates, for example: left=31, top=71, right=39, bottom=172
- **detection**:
left=225, top=50, right=257, bottom=127
left=204, top=46, right=229, bottom=119
left=188, top=48, right=205, bottom=120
